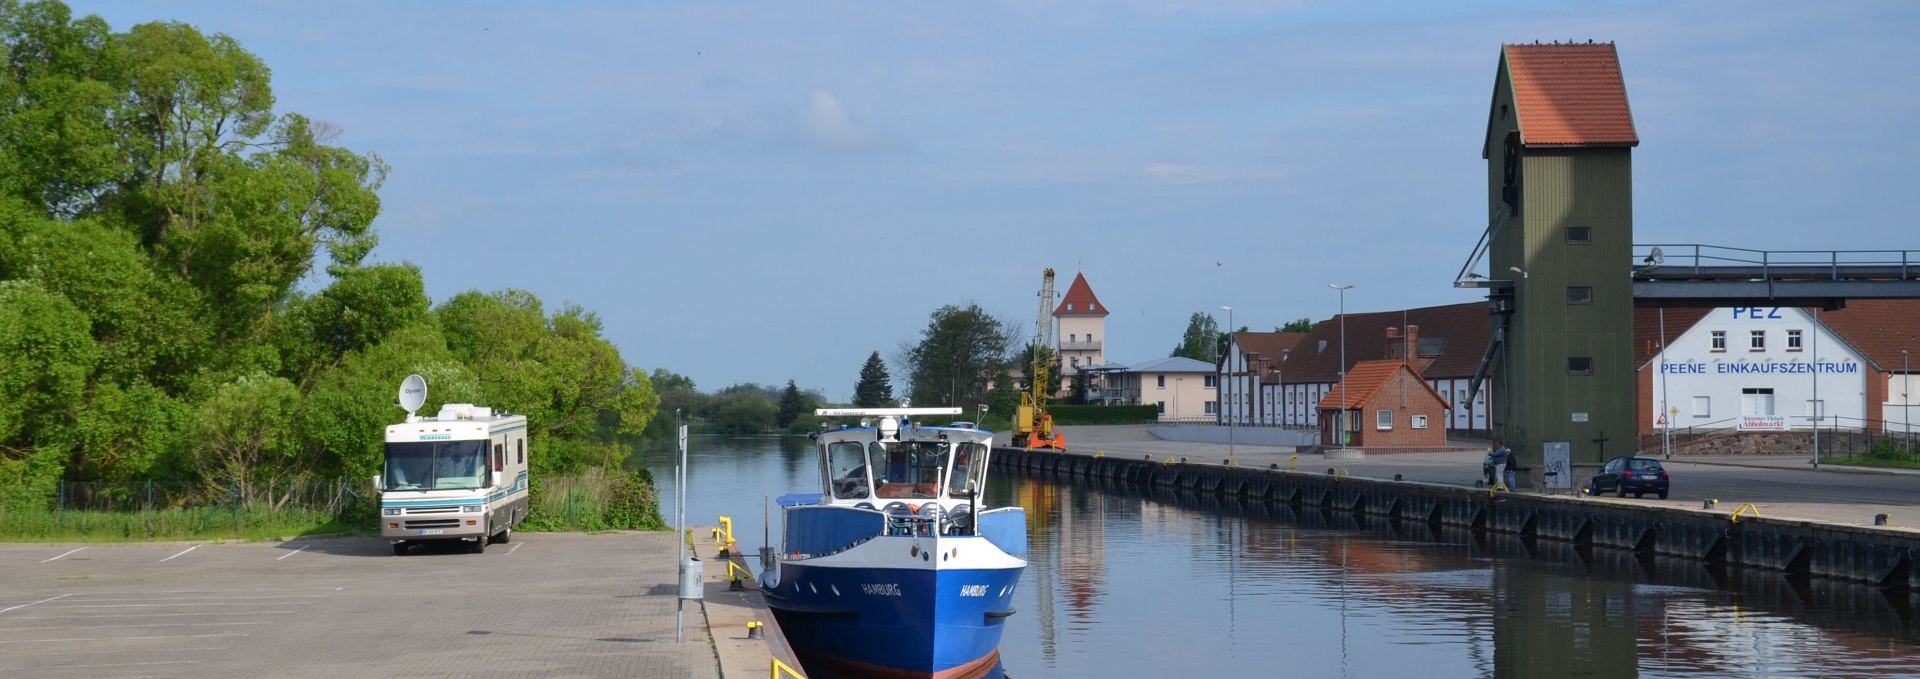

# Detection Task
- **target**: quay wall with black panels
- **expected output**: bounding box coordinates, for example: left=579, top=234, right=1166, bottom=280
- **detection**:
left=992, top=448, right=1920, bottom=593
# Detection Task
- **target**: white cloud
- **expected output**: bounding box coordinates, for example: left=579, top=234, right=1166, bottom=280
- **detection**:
left=1142, top=162, right=1209, bottom=184
left=800, top=90, right=885, bottom=150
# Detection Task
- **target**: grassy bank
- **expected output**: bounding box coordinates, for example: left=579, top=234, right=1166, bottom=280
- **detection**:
left=0, top=470, right=666, bottom=543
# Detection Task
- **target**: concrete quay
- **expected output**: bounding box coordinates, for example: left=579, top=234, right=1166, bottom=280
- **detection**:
left=1015, top=424, right=1920, bottom=528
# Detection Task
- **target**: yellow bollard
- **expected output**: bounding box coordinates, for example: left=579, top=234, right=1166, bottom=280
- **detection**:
left=771, top=658, right=807, bottom=679
left=746, top=620, right=764, bottom=639
left=716, top=516, right=736, bottom=556
left=728, top=561, right=753, bottom=591
left=1730, top=503, right=1761, bottom=523
left=1289, top=454, right=1297, bottom=472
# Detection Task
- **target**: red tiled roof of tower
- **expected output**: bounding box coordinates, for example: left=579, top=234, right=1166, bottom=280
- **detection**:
left=1053, top=272, right=1109, bottom=316
left=1313, top=360, right=1452, bottom=411
left=1504, top=42, right=1638, bottom=147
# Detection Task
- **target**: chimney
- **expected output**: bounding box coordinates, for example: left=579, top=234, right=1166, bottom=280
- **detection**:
left=1405, top=325, right=1420, bottom=360
left=1385, top=327, right=1404, bottom=361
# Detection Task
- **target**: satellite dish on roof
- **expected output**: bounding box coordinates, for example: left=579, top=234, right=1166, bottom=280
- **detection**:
left=398, top=374, right=428, bottom=418
left=1644, top=247, right=1665, bottom=265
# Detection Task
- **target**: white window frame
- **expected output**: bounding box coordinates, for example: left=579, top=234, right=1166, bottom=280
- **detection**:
left=1204, top=401, right=1218, bottom=415
left=1750, top=330, right=1766, bottom=351
left=1411, top=415, right=1428, bottom=429
left=1156, top=375, right=1165, bottom=389
left=1786, top=329, right=1802, bottom=351
left=1711, top=330, right=1726, bottom=351
left=1692, top=395, right=1710, bottom=418
left=1376, top=409, right=1393, bottom=430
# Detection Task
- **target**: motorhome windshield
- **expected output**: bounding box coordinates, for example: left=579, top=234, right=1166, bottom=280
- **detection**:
left=384, top=440, right=488, bottom=491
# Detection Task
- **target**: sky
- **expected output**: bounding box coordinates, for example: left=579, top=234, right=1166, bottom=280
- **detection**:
left=78, top=1, right=1920, bottom=402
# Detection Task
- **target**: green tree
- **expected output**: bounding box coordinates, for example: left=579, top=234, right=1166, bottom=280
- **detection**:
left=1280, top=317, right=1314, bottom=333
left=1014, top=343, right=1061, bottom=396
left=1170, top=312, right=1220, bottom=362
left=0, top=279, right=95, bottom=507
left=189, top=373, right=302, bottom=505
left=905, top=303, right=1012, bottom=408
left=298, top=322, right=480, bottom=480
left=777, top=379, right=807, bottom=428
left=853, top=351, right=893, bottom=407
left=710, top=384, right=775, bottom=435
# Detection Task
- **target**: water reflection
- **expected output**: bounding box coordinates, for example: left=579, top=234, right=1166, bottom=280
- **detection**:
left=636, top=438, right=1919, bottom=678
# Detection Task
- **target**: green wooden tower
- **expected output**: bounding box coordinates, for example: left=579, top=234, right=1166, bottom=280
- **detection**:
left=1480, top=42, right=1639, bottom=472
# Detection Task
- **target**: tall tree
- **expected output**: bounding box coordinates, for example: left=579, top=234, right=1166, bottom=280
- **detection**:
left=905, top=303, right=1012, bottom=408
left=853, top=351, right=893, bottom=407
left=777, top=380, right=806, bottom=428
left=1170, top=312, right=1220, bottom=362
left=1280, top=317, right=1314, bottom=333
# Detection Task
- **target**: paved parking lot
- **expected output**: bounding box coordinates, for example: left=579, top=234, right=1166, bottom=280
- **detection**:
left=0, top=533, right=720, bottom=679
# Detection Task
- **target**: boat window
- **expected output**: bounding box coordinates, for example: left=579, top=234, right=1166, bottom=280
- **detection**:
left=826, top=441, right=871, bottom=499
left=947, top=442, right=988, bottom=497
left=872, top=441, right=945, bottom=499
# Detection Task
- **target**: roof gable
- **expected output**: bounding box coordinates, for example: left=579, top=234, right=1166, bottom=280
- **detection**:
left=1053, top=272, right=1109, bottom=316
left=1313, top=360, right=1452, bottom=411
left=1498, top=42, right=1639, bottom=149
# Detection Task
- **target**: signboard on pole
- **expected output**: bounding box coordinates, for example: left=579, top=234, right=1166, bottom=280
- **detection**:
left=1737, top=415, right=1789, bottom=431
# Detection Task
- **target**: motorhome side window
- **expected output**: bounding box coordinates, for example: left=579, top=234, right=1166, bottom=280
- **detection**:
left=827, top=441, right=870, bottom=499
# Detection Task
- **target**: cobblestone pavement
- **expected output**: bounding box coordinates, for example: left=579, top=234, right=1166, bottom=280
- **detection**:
left=0, top=532, right=720, bottom=679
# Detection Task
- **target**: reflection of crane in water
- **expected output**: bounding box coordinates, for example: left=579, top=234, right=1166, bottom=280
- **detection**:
left=1017, top=476, right=1061, bottom=662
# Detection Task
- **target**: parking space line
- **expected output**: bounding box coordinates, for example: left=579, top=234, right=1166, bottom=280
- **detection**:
left=0, top=645, right=226, bottom=657
left=507, top=543, right=523, bottom=555
left=0, top=593, right=71, bottom=615
left=0, top=632, right=245, bottom=644
left=37, top=602, right=315, bottom=609
left=158, top=545, right=197, bottom=562
left=38, top=548, right=86, bottom=563
left=46, top=595, right=325, bottom=603
left=7, top=610, right=294, bottom=621
left=0, top=621, right=270, bottom=631
left=0, top=660, right=202, bottom=671
left=275, top=545, right=309, bottom=560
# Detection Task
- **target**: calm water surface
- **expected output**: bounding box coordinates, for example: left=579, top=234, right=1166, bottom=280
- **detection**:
left=637, top=437, right=1920, bottom=678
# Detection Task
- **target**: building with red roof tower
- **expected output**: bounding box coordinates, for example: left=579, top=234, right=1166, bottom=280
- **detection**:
left=1053, top=272, right=1110, bottom=399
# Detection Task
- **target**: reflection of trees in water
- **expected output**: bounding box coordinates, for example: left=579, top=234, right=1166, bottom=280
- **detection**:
left=1011, top=468, right=1920, bottom=677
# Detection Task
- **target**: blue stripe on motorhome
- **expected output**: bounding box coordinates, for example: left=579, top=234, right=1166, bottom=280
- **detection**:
left=490, top=424, right=527, bottom=434
left=784, top=506, right=886, bottom=556
left=382, top=499, right=484, bottom=508
left=977, top=507, right=1028, bottom=558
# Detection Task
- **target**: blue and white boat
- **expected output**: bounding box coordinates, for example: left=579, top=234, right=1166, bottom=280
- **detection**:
left=762, top=407, right=1027, bottom=679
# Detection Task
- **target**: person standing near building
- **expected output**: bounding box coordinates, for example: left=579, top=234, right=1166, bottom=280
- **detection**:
left=1488, top=439, right=1512, bottom=490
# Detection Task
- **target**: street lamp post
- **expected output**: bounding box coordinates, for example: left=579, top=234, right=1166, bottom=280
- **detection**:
left=1904, top=347, right=1912, bottom=457
left=1330, top=285, right=1355, bottom=451
left=1222, top=305, right=1235, bottom=458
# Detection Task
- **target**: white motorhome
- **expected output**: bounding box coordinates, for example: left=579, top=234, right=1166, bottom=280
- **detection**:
left=377, top=400, right=529, bottom=556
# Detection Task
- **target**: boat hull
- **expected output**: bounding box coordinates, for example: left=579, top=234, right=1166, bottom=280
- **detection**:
left=766, top=540, right=1022, bottom=678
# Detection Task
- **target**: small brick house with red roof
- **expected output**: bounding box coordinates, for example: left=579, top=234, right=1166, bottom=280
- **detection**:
left=1314, top=357, right=1453, bottom=449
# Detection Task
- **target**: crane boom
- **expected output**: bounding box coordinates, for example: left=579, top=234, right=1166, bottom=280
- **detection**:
left=1015, top=268, right=1065, bottom=449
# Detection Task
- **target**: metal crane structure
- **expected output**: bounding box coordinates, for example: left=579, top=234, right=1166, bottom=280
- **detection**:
left=1016, top=268, right=1066, bottom=449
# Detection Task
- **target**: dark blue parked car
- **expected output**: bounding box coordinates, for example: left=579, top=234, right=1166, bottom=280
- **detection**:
left=1589, top=456, right=1669, bottom=499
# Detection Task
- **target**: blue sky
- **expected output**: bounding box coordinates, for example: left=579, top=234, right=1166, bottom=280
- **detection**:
left=81, top=1, right=1920, bottom=401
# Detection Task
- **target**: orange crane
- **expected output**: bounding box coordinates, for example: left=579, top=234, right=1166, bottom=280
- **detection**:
left=1015, top=268, right=1066, bottom=450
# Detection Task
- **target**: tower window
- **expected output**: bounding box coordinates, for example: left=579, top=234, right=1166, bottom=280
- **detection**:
left=1568, top=357, right=1594, bottom=375
left=1566, top=287, right=1593, bottom=304
left=1566, top=226, right=1592, bottom=244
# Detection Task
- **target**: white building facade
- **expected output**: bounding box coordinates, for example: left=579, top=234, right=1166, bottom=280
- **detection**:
left=1648, top=307, right=1868, bottom=431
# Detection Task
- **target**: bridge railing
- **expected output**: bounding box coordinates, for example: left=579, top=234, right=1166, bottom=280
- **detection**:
left=1633, top=243, right=1920, bottom=280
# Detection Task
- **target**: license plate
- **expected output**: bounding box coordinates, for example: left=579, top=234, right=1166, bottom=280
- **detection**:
left=418, top=529, right=444, bottom=535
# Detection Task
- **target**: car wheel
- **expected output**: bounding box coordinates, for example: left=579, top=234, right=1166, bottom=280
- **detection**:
left=491, top=527, right=511, bottom=544
left=392, top=542, right=409, bottom=557
left=1616, top=484, right=1627, bottom=498
left=1658, top=490, right=1669, bottom=500
left=471, top=534, right=487, bottom=554
left=1634, top=491, right=1645, bottom=498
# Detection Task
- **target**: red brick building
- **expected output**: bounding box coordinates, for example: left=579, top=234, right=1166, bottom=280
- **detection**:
left=1315, top=358, right=1453, bottom=449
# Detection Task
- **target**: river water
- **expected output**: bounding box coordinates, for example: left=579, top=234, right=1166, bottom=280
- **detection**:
left=636, top=436, right=1920, bottom=678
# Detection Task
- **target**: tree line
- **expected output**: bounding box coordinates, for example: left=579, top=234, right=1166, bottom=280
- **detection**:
left=0, top=2, right=657, bottom=511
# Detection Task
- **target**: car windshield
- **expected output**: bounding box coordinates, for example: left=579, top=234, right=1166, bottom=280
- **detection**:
left=383, top=440, right=488, bottom=491
left=871, top=440, right=947, bottom=499
left=1627, top=458, right=1664, bottom=472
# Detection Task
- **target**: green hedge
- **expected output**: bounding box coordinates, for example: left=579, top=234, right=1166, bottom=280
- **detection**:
left=1047, top=404, right=1160, bottom=425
